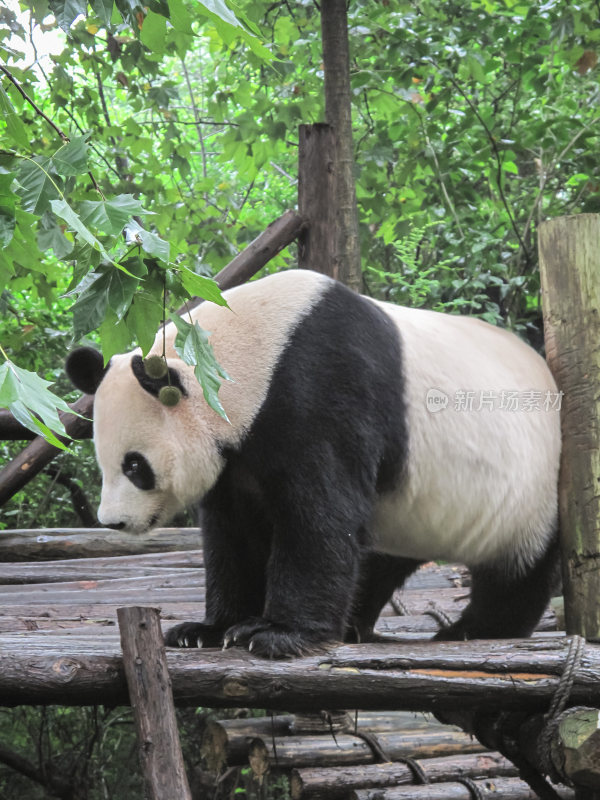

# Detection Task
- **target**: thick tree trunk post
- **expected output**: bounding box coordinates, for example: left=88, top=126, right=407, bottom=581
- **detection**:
left=319, top=0, right=361, bottom=290
left=538, top=214, right=600, bottom=640
left=298, top=124, right=337, bottom=276
left=117, top=606, right=192, bottom=800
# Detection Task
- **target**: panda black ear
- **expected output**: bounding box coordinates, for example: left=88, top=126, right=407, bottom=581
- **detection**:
left=131, top=355, right=188, bottom=399
left=65, top=347, right=108, bottom=395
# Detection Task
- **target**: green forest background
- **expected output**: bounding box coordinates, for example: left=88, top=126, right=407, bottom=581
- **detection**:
left=2, top=0, right=599, bottom=529
left=0, top=1, right=598, bottom=795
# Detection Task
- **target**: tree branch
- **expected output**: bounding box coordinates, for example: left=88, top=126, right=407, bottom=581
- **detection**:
left=0, top=65, right=69, bottom=143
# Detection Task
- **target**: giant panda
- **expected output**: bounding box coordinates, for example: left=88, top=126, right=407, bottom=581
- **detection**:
left=66, top=269, right=561, bottom=659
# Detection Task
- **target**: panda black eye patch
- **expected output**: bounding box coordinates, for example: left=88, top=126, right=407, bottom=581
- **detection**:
left=122, top=452, right=155, bottom=491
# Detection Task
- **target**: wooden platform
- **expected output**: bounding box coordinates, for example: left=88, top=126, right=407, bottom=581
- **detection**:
left=0, top=528, right=592, bottom=798
left=0, top=527, right=587, bottom=715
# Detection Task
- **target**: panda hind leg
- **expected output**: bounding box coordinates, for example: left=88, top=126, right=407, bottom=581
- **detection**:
left=346, top=552, right=423, bottom=643
left=434, top=534, right=561, bottom=641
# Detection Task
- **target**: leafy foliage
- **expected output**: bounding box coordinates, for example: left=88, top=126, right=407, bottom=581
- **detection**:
left=172, top=312, right=232, bottom=420
left=0, top=0, right=596, bottom=503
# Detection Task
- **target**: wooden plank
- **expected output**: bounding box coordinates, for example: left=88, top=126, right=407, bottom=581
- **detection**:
left=539, top=214, right=600, bottom=640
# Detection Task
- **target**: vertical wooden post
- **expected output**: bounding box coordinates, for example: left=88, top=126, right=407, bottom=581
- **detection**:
left=320, top=0, right=362, bottom=291
left=117, top=606, right=192, bottom=800
left=538, top=214, right=600, bottom=641
left=298, top=123, right=337, bottom=276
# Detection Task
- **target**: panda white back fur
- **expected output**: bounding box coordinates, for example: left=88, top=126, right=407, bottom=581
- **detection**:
left=66, top=269, right=561, bottom=658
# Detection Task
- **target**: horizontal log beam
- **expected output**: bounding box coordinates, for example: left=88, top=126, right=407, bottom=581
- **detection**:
left=0, top=527, right=202, bottom=562
left=0, top=210, right=304, bottom=505
left=291, top=752, right=517, bottom=800
left=0, top=636, right=597, bottom=712
left=350, top=777, right=575, bottom=799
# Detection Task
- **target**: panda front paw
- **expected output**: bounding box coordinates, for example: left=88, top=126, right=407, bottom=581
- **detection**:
left=224, top=618, right=330, bottom=659
left=164, top=621, right=224, bottom=649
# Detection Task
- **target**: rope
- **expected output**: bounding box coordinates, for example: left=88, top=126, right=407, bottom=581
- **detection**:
left=396, top=756, right=429, bottom=785
left=538, top=635, right=586, bottom=784
left=391, top=595, right=410, bottom=616
left=424, top=601, right=454, bottom=630
left=352, top=729, right=392, bottom=762
left=455, top=777, right=484, bottom=800
left=478, top=635, right=586, bottom=799
left=547, top=634, right=585, bottom=720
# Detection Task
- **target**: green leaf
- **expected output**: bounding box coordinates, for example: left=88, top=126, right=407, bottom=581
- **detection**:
left=51, top=135, right=90, bottom=177
left=140, top=10, right=167, bottom=54
left=171, top=314, right=232, bottom=421
left=49, top=0, right=88, bottom=31
left=99, top=308, right=132, bottom=362
left=127, top=291, right=163, bottom=355
left=0, top=359, right=76, bottom=450
left=126, top=221, right=170, bottom=262
left=37, top=221, right=74, bottom=258
left=51, top=197, right=102, bottom=250
left=107, top=267, right=139, bottom=321
left=0, top=86, right=29, bottom=149
left=90, top=0, right=114, bottom=24
left=16, top=157, right=60, bottom=215
left=79, top=195, right=151, bottom=236
left=169, top=0, right=193, bottom=33
left=179, top=268, right=229, bottom=306
left=70, top=271, right=111, bottom=341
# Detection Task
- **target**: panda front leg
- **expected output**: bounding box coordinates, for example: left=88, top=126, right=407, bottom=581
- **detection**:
left=164, top=485, right=269, bottom=649
left=223, top=482, right=365, bottom=658
left=434, top=534, right=561, bottom=641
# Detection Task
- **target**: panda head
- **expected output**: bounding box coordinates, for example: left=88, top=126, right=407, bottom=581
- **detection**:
left=65, top=347, right=224, bottom=533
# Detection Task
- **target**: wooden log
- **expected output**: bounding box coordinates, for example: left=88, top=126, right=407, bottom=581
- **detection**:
left=202, top=712, right=479, bottom=771
left=290, top=752, right=517, bottom=799
left=0, top=527, right=201, bottom=561
left=117, top=606, right=192, bottom=800
left=0, top=638, right=596, bottom=712
left=0, top=409, right=36, bottom=439
left=539, top=214, right=600, bottom=640
left=0, top=214, right=302, bottom=504
left=555, top=707, right=600, bottom=790
left=298, top=123, right=337, bottom=275
left=212, top=728, right=485, bottom=770
left=210, top=210, right=304, bottom=298
left=201, top=711, right=446, bottom=772
left=0, top=548, right=203, bottom=583
left=350, top=777, right=575, bottom=799
left=438, top=704, right=600, bottom=794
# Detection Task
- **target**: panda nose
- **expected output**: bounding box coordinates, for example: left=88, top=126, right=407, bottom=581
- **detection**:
left=102, top=520, right=126, bottom=530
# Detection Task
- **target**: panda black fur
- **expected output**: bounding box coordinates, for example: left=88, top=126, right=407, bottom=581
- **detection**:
left=65, top=269, right=561, bottom=658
